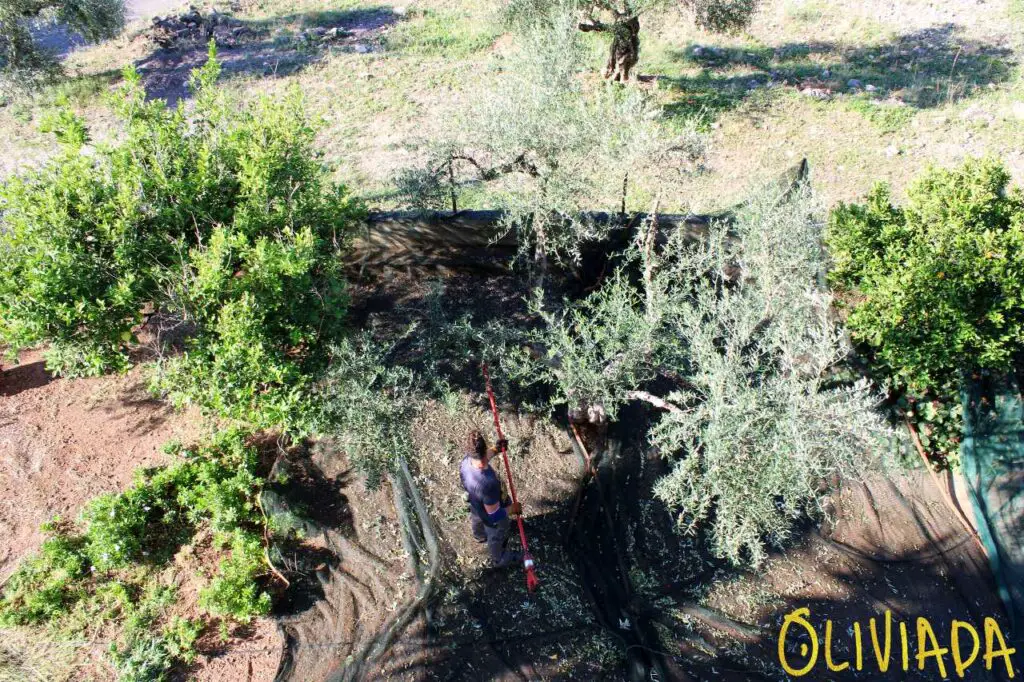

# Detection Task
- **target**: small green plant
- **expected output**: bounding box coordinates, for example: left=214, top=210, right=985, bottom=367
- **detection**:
left=0, top=534, right=87, bottom=625
left=896, top=387, right=964, bottom=468
left=827, top=158, right=1024, bottom=392
left=0, top=430, right=273, bottom=632
left=198, top=530, right=272, bottom=621
left=109, top=587, right=201, bottom=682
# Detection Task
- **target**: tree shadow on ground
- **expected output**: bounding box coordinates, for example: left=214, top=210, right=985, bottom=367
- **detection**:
left=376, top=468, right=1017, bottom=680
left=661, top=24, right=1016, bottom=121
left=0, top=360, right=53, bottom=397
left=133, top=6, right=398, bottom=104
left=263, top=439, right=358, bottom=618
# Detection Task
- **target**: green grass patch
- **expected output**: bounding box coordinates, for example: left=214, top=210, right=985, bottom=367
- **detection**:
left=384, top=8, right=499, bottom=58
left=784, top=0, right=826, bottom=24
left=844, top=95, right=915, bottom=132
left=40, top=70, right=120, bottom=108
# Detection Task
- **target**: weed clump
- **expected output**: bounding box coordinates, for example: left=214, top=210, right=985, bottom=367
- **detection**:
left=0, top=429, right=273, bottom=673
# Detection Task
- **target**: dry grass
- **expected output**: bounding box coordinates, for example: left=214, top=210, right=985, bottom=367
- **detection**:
left=0, top=0, right=1021, bottom=209
left=0, top=628, right=81, bottom=682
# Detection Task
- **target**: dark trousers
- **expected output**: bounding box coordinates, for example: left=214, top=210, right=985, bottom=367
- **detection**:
left=470, top=513, right=517, bottom=566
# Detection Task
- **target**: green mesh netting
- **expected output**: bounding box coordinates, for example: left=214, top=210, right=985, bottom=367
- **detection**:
left=961, top=370, right=1024, bottom=635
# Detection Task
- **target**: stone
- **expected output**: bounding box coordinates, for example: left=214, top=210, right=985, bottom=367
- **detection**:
left=865, top=84, right=877, bottom=92
left=800, top=87, right=831, bottom=99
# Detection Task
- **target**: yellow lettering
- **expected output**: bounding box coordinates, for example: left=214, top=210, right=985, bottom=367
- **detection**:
left=983, top=617, right=1017, bottom=678
left=825, top=620, right=849, bottom=672
left=854, top=621, right=863, bottom=671
left=869, top=611, right=892, bottom=673
left=917, top=617, right=949, bottom=678
left=778, top=608, right=818, bottom=677
left=901, top=621, right=910, bottom=671
left=951, top=620, right=980, bottom=678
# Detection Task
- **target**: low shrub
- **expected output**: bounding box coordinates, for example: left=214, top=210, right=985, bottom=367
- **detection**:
left=0, top=430, right=272, bottom=629
left=198, top=530, right=272, bottom=621
left=0, top=534, right=88, bottom=625
left=109, top=587, right=201, bottom=682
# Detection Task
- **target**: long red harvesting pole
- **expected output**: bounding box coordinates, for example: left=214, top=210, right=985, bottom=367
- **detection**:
left=481, top=363, right=539, bottom=592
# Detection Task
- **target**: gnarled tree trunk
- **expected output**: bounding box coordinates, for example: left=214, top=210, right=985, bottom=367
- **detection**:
left=603, top=16, right=639, bottom=82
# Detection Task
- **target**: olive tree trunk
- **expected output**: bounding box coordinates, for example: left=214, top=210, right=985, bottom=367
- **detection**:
left=603, top=16, right=640, bottom=82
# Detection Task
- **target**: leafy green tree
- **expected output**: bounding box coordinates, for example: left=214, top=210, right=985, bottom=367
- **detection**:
left=827, top=157, right=1024, bottom=392
left=509, top=0, right=759, bottom=81
left=0, top=44, right=363, bottom=431
left=1, top=0, right=125, bottom=74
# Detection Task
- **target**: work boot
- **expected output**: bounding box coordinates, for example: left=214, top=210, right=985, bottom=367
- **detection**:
left=494, top=550, right=522, bottom=568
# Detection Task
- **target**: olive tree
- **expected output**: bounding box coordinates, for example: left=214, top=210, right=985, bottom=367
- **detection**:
left=508, top=0, right=759, bottom=81
left=511, top=186, right=893, bottom=565
left=398, top=5, right=705, bottom=272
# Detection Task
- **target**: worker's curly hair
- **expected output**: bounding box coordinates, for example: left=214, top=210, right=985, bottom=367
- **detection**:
left=466, top=429, right=487, bottom=459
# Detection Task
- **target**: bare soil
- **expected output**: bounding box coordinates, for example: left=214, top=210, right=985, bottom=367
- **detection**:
left=0, top=349, right=200, bottom=581
left=0, top=350, right=286, bottom=682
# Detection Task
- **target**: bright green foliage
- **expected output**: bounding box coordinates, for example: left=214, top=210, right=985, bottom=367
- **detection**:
left=0, top=534, right=87, bottom=625
left=0, top=430, right=272, bottom=628
left=81, top=471, right=188, bottom=570
left=311, top=336, right=419, bottom=487
left=827, top=158, right=1024, bottom=391
left=81, top=430, right=264, bottom=570
left=198, top=530, right=272, bottom=621
left=0, top=45, right=362, bottom=432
